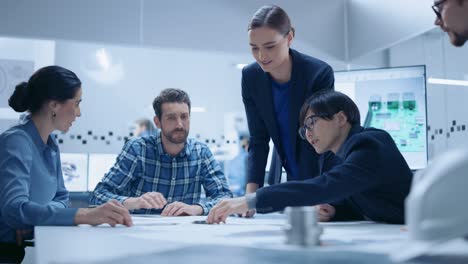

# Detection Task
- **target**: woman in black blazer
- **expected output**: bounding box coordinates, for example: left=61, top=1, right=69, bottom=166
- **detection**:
left=242, top=5, right=335, bottom=217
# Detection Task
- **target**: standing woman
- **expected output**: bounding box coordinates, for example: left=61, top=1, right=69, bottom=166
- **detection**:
left=0, top=66, right=132, bottom=263
left=242, top=5, right=335, bottom=216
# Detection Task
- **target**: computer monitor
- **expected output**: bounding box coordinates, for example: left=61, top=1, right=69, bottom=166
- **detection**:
left=60, top=153, right=88, bottom=192
left=334, top=65, right=427, bottom=170
left=87, top=153, right=118, bottom=192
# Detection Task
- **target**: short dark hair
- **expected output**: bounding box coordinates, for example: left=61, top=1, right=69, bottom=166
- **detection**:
left=135, top=118, right=155, bottom=132
left=8, top=65, right=81, bottom=114
left=299, top=90, right=361, bottom=126
left=248, top=5, right=295, bottom=37
left=152, top=88, right=191, bottom=118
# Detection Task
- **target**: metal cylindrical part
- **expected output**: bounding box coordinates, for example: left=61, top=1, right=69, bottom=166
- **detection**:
left=284, top=206, right=322, bottom=246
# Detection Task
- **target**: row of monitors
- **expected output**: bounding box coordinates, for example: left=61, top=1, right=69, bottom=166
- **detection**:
left=61, top=153, right=117, bottom=192
left=61, top=152, right=248, bottom=195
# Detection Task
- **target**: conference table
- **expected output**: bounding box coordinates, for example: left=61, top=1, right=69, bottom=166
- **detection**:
left=34, top=213, right=468, bottom=264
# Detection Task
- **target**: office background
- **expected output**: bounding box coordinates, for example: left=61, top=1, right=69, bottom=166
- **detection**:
left=0, top=0, right=468, bottom=191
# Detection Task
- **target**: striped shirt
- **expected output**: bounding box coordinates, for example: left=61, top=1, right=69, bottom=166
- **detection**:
left=90, top=133, right=232, bottom=215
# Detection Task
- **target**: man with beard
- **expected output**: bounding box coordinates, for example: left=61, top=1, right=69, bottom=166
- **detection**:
left=90, top=89, right=232, bottom=216
left=432, top=0, right=468, bottom=47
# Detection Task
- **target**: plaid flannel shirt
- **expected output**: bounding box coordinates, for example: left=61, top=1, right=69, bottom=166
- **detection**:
left=90, top=134, right=232, bottom=215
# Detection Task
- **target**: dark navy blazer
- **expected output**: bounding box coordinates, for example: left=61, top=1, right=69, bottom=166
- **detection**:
left=241, top=49, right=334, bottom=186
left=255, top=126, right=413, bottom=224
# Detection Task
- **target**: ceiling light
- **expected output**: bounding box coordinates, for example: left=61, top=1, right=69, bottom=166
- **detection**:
left=235, top=64, right=248, bottom=70
left=192, top=107, right=207, bottom=113
left=427, top=78, right=468, bottom=87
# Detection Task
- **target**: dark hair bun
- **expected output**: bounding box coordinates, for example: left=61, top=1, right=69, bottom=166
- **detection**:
left=8, top=82, right=30, bottom=112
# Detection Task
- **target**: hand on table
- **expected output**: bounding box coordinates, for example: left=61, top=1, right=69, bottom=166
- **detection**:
left=239, top=209, right=256, bottom=218
left=316, top=204, right=335, bottom=222
left=123, top=192, right=167, bottom=210
left=206, top=197, right=249, bottom=224
left=75, top=199, right=133, bottom=227
left=161, top=202, right=203, bottom=216
left=240, top=183, right=258, bottom=218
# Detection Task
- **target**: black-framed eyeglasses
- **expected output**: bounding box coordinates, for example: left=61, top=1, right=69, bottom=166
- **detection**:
left=298, top=115, right=325, bottom=140
left=432, top=0, right=446, bottom=20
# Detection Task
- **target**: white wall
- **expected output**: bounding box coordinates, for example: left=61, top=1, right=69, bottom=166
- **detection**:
left=0, top=0, right=346, bottom=60
left=1, top=0, right=414, bottom=155
left=0, top=0, right=441, bottom=62
left=0, top=37, right=55, bottom=69
left=54, top=40, right=252, bottom=153
left=0, top=37, right=55, bottom=131
left=389, top=29, right=468, bottom=159
left=0, top=34, right=386, bottom=155
left=0, top=0, right=142, bottom=45
left=347, top=0, right=435, bottom=60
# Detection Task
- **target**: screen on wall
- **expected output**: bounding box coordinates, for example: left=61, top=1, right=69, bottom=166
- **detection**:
left=87, top=153, right=118, bottom=192
left=60, top=153, right=88, bottom=192
left=334, top=65, right=428, bottom=170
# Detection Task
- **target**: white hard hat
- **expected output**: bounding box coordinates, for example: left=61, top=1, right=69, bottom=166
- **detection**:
left=391, top=149, right=468, bottom=262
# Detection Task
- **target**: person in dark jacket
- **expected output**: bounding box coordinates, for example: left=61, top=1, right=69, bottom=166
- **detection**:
left=242, top=5, right=334, bottom=217
left=207, top=90, right=413, bottom=224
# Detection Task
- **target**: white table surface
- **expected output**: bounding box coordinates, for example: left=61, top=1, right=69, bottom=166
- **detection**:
left=34, top=213, right=468, bottom=264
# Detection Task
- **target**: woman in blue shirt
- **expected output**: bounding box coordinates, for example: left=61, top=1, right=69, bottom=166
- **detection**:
left=0, top=66, right=132, bottom=263
left=242, top=5, right=335, bottom=217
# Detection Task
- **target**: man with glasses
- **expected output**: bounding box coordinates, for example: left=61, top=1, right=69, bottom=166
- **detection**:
left=207, top=90, right=413, bottom=224
left=433, top=0, right=468, bottom=47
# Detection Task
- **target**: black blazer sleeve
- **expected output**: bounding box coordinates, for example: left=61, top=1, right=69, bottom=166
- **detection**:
left=330, top=199, right=365, bottom=221
left=241, top=68, right=270, bottom=186
left=315, top=64, right=334, bottom=92
left=255, top=135, right=382, bottom=213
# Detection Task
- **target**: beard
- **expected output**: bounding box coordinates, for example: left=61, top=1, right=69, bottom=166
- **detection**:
left=162, top=127, right=189, bottom=144
left=450, top=31, right=468, bottom=47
